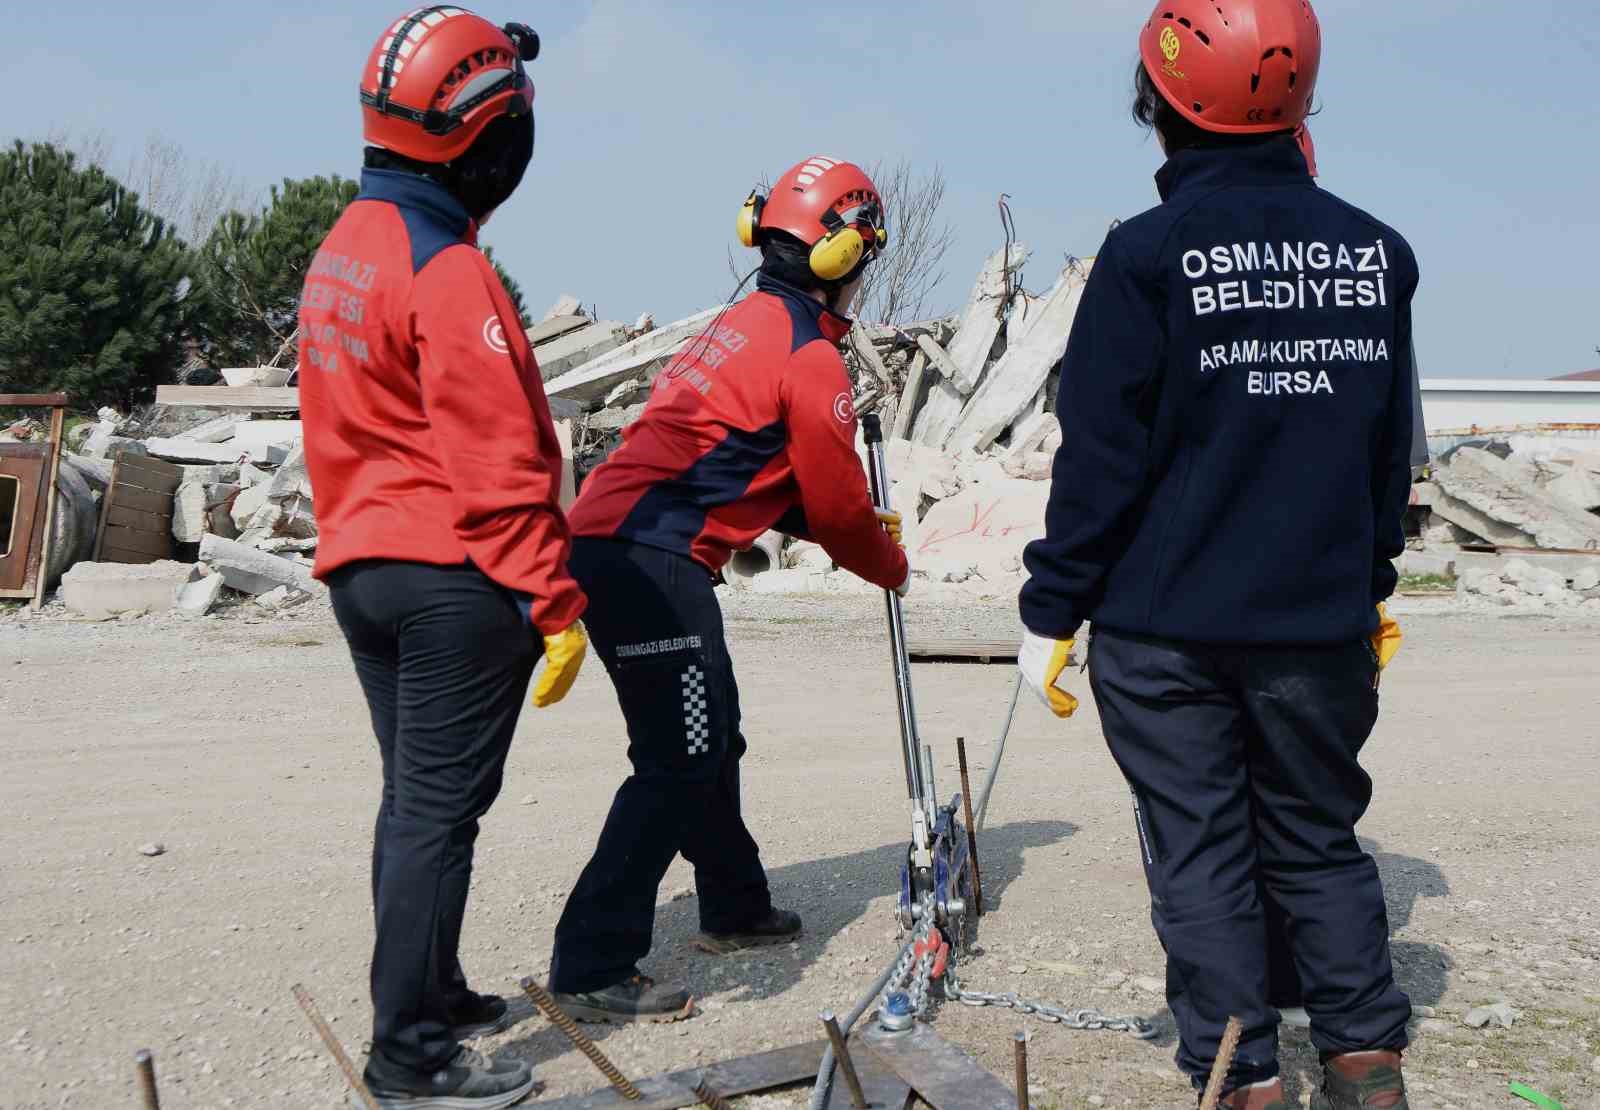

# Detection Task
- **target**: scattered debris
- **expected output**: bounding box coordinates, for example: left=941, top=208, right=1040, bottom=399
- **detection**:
left=138, top=843, right=166, bottom=858
left=1463, top=1001, right=1519, bottom=1029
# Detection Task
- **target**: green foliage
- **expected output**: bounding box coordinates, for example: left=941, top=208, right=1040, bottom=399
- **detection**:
left=0, top=141, right=195, bottom=407
left=195, top=175, right=358, bottom=367
left=482, top=245, right=532, bottom=329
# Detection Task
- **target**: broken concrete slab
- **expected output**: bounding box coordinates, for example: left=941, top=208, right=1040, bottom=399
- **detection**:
left=542, top=294, right=582, bottom=321
left=60, top=560, right=196, bottom=620
left=1431, top=447, right=1600, bottom=551
left=199, top=535, right=320, bottom=596
left=907, top=478, right=1049, bottom=582
left=176, top=570, right=225, bottom=617
left=535, top=321, right=629, bottom=382
left=1546, top=466, right=1600, bottom=512
left=547, top=306, right=721, bottom=408
left=942, top=243, right=1028, bottom=396
left=915, top=333, right=965, bottom=386
left=172, top=480, right=210, bottom=544
left=890, top=351, right=930, bottom=442
left=173, top=414, right=245, bottom=443
left=947, top=261, right=1089, bottom=455
left=225, top=421, right=302, bottom=462
left=142, top=438, right=245, bottom=465
left=231, top=483, right=273, bottom=534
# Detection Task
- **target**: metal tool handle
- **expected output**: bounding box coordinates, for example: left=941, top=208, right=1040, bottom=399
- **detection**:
left=861, top=415, right=933, bottom=837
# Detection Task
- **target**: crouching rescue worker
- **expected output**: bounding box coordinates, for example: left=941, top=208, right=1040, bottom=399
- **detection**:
left=298, top=9, right=584, bottom=1108
left=541, top=156, right=910, bottom=1022
left=1017, top=2, right=1416, bottom=1107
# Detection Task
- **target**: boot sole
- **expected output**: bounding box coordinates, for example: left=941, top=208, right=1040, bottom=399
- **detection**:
left=356, top=1070, right=537, bottom=1109
left=556, top=996, right=696, bottom=1025
left=692, top=930, right=802, bottom=955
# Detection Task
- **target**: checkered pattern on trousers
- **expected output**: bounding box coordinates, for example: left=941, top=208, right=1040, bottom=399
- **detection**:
left=682, top=665, right=710, bottom=755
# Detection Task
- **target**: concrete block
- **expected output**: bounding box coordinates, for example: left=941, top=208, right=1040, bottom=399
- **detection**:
left=891, top=351, right=930, bottom=441
left=266, top=444, right=313, bottom=501
left=172, top=414, right=243, bottom=443
left=909, top=478, right=1049, bottom=582
left=222, top=420, right=301, bottom=462
left=1546, top=467, right=1600, bottom=511
left=60, top=560, right=196, bottom=620
left=1574, top=566, right=1600, bottom=593
left=176, top=570, right=225, bottom=617
left=542, top=294, right=582, bottom=321
left=199, top=534, right=320, bottom=596
left=1503, top=559, right=1569, bottom=597
left=231, top=483, right=273, bottom=533
left=1396, top=549, right=1457, bottom=580
left=172, top=479, right=209, bottom=544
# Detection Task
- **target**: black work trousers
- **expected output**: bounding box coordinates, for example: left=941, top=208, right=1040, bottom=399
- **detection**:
left=1087, top=628, right=1411, bottom=1092
left=329, top=560, right=538, bottom=1075
left=549, top=538, right=771, bottom=993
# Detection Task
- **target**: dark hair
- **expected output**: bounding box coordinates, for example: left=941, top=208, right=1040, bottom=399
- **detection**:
left=362, top=112, right=534, bottom=221
left=1132, top=61, right=1294, bottom=155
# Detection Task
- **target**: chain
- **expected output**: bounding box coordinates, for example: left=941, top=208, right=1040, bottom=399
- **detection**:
left=942, top=963, right=1157, bottom=1039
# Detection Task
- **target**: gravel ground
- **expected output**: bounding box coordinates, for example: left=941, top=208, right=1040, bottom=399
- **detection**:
left=2, top=588, right=1597, bottom=1109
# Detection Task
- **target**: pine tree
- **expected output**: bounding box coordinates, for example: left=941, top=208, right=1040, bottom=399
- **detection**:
left=0, top=141, right=195, bottom=407
left=195, top=175, right=359, bottom=367
left=482, top=245, right=532, bottom=329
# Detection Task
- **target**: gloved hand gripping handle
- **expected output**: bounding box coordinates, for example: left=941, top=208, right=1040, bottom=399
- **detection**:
left=861, top=415, right=933, bottom=858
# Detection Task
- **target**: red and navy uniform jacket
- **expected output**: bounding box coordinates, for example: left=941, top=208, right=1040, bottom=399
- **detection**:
left=297, top=168, right=585, bottom=635
left=569, top=274, right=907, bottom=590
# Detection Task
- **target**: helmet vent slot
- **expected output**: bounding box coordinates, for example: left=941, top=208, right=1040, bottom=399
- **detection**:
left=1194, top=29, right=1211, bottom=46
left=1178, top=16, right=1192, bottom=27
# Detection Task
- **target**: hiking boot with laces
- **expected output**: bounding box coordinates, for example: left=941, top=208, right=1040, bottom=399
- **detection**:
left=693, top=908, right=803, bottom=954
left=549, top=974, right=694, bottom=1024
left=1316, top=1050, right=1408, bottom=1109
left=1206, top=1078, right=1289, bottom=1109
left=362, top=1045, right=535, bottom=1109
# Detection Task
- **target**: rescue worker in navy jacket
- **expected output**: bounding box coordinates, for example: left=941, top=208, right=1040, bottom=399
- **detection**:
left=539, top=157, right=910, bottom=1023
left=1017, top=2, right=1415, bottom=1107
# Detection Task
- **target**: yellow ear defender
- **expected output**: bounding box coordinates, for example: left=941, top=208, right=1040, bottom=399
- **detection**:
left=809, top=207, right=887, bottom=282
left=737, top=190, right=765, bottom=249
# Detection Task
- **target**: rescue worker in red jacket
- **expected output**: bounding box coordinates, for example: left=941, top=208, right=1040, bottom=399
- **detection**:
left=298, top=9, right=583, bottom=1107
left=540, top=157, right=910, bottom=1022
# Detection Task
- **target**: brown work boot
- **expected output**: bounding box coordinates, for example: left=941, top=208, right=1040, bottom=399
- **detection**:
left=1205, top=1078, right=1288, bottom=1109
left=1316, top=1050, right=1408, bottom=1109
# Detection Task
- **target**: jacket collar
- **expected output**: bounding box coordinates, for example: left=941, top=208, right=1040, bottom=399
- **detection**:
left=755, top=273, right=853, bottom=344
left=357, top=168, right=479, bottom=246
left=1154, top=135, right=1312, bottom=203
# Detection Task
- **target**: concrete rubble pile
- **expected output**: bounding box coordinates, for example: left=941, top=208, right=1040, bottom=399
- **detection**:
left=1409, top=438, right=1600, bottom=611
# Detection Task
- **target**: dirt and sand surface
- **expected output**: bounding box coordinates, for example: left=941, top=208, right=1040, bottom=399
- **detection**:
left=2, top=590, right=1598, bottom=1109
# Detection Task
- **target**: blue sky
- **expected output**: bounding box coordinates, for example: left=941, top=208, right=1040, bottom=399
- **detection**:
left=13, top=1, right=1599, bottom=378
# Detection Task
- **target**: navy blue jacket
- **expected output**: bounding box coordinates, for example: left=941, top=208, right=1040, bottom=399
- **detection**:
left=1019, top=137, right=1418, bottom=645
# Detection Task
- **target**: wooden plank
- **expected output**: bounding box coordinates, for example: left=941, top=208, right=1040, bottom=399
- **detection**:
left=105, top=504, right=173, bottom=534
left=114, top=455, right=183, bottom=495
left=32, top=405, right=65, bottom=609
left=110, top=485, right=176, bottom=516
left=98, top=525, right=173, bottom=559
left=92, top=457, right=119, bottom=561
left=99, top=544, right=165, bottom=566
left=537, top=1041, right=827, bottom=1110
left=155, top=385, right=300, bottom=410
left=0, top=393, right=69, bottom=408
left=908, top=638, right=1020, bottom=664
left=860, top=1023, right=1015, bottom=1109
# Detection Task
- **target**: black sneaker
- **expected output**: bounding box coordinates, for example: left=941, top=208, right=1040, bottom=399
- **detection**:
left=448, top=991, right=535, bottom=1040
left=693, top=908, right=803, bottom=954
left=362, top=1046, right=535, bottom=1110
left=550, top=974, right=694, bottom=1024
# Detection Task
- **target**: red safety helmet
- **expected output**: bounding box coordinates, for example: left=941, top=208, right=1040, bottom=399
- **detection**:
left=1138, top=0, right=1321, bottom=135
left=738, top=156, right=888, bottom=283
left=360, top=7, right=539, bottom=164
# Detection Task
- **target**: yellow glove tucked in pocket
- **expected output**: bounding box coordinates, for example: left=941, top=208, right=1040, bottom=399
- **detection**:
left=1371, top=603, right=1402, bottom=670
left=532, top=621, right=588, bottom=708
left=1018, top=629, right=1079, bottom=719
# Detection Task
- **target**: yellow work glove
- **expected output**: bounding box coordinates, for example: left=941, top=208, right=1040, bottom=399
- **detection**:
left=1371, top=603, right=1402, bottom=670
left=531, top=621, right=588, bottom=708
left=876, top=508, right=904, bottom=547
left=1018, top=629, right=1079, bottom=719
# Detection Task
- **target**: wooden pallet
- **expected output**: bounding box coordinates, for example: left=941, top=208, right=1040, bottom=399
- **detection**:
left=93, top=455, right=181, bottom=564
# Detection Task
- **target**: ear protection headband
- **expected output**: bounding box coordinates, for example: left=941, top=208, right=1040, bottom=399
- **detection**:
left=737, top=191, right=888, bottom=282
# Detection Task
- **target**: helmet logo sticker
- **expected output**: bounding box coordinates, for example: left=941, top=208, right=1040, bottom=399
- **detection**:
left=1159, top=25, right=1187, bottom=79
left=833, top=391, right=856, bottom=425
left=483, top=315, right=510, bottom=355
left=1160, top=26, right=1181, bottom=62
